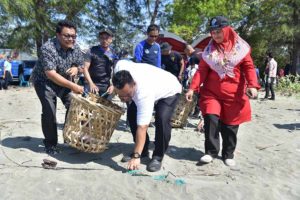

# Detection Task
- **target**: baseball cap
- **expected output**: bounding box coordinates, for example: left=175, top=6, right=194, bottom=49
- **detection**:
left=160, top=42, right=172, bottom=51
left=209, top=16, right=229, bottom=31
left=99, top=28, right=113, bottom=37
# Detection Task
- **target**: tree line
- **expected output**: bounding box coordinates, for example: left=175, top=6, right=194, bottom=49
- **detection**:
left=0, top=0, right=299, bottom=74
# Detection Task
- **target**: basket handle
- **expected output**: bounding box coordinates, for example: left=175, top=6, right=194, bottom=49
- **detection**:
left=82, top=91, right=88, bottom=98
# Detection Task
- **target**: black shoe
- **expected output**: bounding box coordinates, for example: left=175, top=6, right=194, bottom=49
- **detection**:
left=121, top=151, right=149, bottom=163
left=45, top=145, right=60, bottom=155
left=269, top=97, right=275, bottom=100
left=146, top=156, right=162, bottom=172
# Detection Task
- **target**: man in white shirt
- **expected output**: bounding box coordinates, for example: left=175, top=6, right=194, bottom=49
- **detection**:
left=264, top=52, right=277, bottom=100
left=3, top=56, right=13, bottom=89
left=113, top=60, right=182, bottom=172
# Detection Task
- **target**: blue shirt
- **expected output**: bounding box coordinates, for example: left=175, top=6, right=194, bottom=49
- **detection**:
left=134, top=40, right=161, bottom=68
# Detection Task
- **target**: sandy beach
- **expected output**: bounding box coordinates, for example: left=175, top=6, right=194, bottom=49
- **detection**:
left=0, top=86, right=299, bottom=200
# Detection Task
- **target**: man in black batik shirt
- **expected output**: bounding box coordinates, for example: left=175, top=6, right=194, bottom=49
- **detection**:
left=31, top=20, right=84, bottom=154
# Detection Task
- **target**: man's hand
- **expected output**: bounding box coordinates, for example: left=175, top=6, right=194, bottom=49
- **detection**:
left=71, top=84, right=84, bottom=94
left=106, top=85, right=114, bottom=94
left=185, top=89, right=194, bottom=102
left=246, top=87, right=258, bottom=99
left=178, top=74, right=183, bottom=82
left=66, top=67, right=78, bottom=77
left=127, top=158, right=141, bottom=170
left=89, top=83, right=99, bottom=94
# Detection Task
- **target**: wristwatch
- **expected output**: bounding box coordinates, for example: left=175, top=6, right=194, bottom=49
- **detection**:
left=130, top=152, right=141, bottom=159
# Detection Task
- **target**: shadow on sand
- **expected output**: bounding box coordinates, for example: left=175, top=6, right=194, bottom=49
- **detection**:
left=1, top=136, right=135, bottom=172
left=273, top=123, right=300, bottom=130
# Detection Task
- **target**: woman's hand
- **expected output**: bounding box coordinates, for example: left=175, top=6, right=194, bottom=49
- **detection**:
left=185, top=89, right=194, bottom=102
left=246, top=87, right=258, bottom=99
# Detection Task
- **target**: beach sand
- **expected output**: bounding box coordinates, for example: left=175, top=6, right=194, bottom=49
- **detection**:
left=0, top=86, right=299, bottom=200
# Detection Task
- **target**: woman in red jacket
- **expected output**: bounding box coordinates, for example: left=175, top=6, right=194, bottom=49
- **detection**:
left=186, top=16, right=260, bottom=166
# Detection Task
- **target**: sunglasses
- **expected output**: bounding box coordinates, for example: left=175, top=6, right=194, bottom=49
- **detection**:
left=149, top=35, right=159, bottom=38
left=61, top=34, right=77, bottom=40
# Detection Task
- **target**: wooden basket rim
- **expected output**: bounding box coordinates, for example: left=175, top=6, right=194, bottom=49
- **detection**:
left=71, top=93, right=124, bottom=115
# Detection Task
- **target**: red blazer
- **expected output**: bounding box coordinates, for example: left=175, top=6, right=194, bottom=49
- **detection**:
left=190, top=52, right=260, bottom=125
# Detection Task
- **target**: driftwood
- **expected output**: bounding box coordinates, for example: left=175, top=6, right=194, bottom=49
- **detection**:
left=256, top=143, right=284, bottom=150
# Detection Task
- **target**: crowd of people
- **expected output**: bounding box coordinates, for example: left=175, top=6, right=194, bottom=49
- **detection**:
left=4, top=15, right=283, bottom=172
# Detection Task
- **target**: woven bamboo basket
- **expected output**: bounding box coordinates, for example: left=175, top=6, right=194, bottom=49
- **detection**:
left=171, top=92, right=197, bottom=128
left=63, top=93, right=124, bottom=153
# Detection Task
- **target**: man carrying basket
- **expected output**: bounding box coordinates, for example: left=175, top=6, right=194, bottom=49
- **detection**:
left=112, top=60, right=182, bottom=172
left=31, top=20, right=84, bottom=154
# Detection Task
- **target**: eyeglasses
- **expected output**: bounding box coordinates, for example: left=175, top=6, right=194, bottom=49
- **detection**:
left=61, top=34, right=77, bottom=40
left=149, top=35, right=159, bottom=38
left=211, top=29, right=222, bottom=35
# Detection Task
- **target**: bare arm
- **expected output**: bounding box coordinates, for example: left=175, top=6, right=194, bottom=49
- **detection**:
left=83, top=61, right=98, bottom=93
left=83, top=61, right=93, bottom=85
left=178, top=59, right=185, bottom=80
left=127, top=124, right=148, bottom=170
left=134, top=125, right=148, bottom=154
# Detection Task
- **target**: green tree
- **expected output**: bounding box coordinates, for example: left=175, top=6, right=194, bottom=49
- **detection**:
left=165, top=0, right=244, bottom=43
left=81, top=0, right=147, bottom=53
left=166, top=0, right=300, bottom=74
left=236, top=0, right=300, bottom=74
left=0, top=0, right=91, bottom=57
left=0, top=0, right=159, bottom=56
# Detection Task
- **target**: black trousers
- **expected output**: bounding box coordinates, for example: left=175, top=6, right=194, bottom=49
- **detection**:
left=3, top=71, right=12, bottom=89
left=203, top=114, right=239, bottom=159
left=127, top=93, right=180, bottom=158
left=192, top=93, right=200, bottom=116
left=265, top=77, right=275, bottom=99
left=97, top=84, right=113, bottom=100
left=34, top=82, right=72, bottom=147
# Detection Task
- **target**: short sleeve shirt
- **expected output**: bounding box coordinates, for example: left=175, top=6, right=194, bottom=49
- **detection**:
left=31, top=38, right=84, bottom=84
left=161, top=51, right=182, bottom=77
left=134, top=40, right=161, bottom=68
left=4, top=60, right=12, bottom=71
left=84, top=45, right=117, bottom=87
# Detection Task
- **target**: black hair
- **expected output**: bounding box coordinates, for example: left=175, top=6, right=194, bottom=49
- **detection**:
left=56, top=20, right=77, bottom=33
left=267, top=52, right=273, bottom=58
left=119, top=49, right=129, bottom=58
left=71, top=63, right=78, bottom=67
left=147, top=24, right=160, bottom=33
left=112, top=70, right=134, bottom=89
